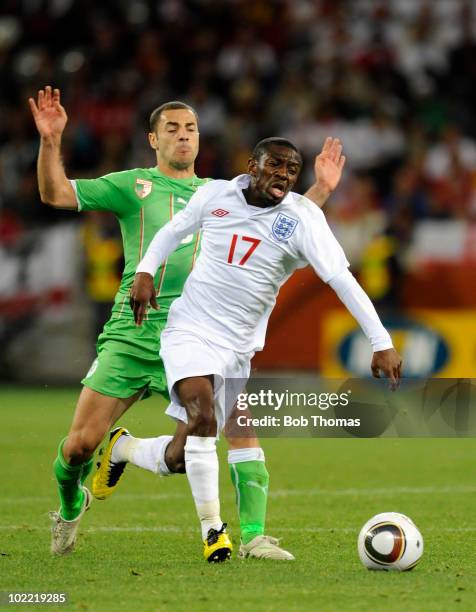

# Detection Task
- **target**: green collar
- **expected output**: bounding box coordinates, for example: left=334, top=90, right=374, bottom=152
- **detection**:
left=151, top=167, right=207, bottom=189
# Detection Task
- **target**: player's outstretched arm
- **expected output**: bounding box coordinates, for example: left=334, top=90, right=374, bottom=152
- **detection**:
left=298, top=201, right=401, bottom=387
left=328, top=269, right=402, bottom=389
left=29, top=86, right=76, bottom=209
left=303, top=137, right=346, bottom=208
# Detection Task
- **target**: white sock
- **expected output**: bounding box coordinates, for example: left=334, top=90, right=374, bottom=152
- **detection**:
left=112, top=435, right=173, bottom=476
left=227, top=447, right=265, bottom=464
left=111, top=434, right=137, bottom=463
left=185, top=435, right=222, bottom=539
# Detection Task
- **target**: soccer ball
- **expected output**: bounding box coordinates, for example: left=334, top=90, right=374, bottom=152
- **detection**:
left=357, top=512, right=424, bottom=571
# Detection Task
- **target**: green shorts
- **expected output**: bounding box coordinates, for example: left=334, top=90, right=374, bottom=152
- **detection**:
left=82, top=315, right=168, bottom=400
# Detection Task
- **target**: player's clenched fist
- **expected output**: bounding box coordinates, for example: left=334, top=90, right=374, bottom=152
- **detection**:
left=130, top=272, right=159, bottom=326
left=28, top=85, right=67, bottom=140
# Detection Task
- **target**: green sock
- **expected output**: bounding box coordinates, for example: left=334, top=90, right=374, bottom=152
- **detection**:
left=80, top=456, right=94, bottom=485
left=229, top=459, right=269, bottom=544
left=53, top=439, right=89, bottom=521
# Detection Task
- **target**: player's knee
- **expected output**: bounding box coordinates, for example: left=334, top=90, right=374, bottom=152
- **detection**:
left=165, top=443, right=186, bottom=474
left=178, top=378, right=213, bottom=412
left=180, top=389, right=212, bottom=414
left=180, top=393, right=215, bottom=436
left=188, top=409, right=216, bottom=436
left=166, top=455, right=186, bottom=474
left=65, top=430, right=99, bottom=464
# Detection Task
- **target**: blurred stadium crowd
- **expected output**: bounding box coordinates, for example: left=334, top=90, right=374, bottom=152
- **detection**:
left=1, top=0, right=476, bottom=380
left=2, top=0, right=476, bottom=219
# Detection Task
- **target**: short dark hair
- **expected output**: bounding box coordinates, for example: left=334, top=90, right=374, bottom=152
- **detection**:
left=149, top=101, right=198, bottom=132
left=251, top=137, right=302, bottom=163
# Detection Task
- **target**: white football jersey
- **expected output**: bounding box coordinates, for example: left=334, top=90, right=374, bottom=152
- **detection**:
left=146, top=174, right=349, bottom=352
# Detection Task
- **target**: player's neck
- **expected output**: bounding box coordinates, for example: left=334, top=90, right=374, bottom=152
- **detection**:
left=242, top=187, right=275, bottom=209
left=156, top=161, right=196, bottom=179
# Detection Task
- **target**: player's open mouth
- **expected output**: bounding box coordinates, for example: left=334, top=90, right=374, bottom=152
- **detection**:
left=269, top=183, right=286, bottom=198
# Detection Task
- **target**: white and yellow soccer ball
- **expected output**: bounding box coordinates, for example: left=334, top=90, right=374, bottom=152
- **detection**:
left=357, top=512, right=424, bottom=571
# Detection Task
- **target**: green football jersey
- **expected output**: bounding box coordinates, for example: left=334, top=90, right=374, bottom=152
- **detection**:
left=75, top=168, right=209, bottom=319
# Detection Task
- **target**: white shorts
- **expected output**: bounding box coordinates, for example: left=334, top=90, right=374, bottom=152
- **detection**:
left=161, top=328, right=253, bottom=432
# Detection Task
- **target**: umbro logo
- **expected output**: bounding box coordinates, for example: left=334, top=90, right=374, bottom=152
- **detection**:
left=211, top=209, right=230, bottom=217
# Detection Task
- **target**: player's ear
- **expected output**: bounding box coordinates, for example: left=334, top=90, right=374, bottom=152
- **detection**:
left=149, top=132, right=158, bottom=150
left=248, top=157, right=257, bottom=177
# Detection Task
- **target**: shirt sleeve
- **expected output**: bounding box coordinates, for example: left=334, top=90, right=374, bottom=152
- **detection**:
left=74, top=173, right=129, bottom=216
left=136, top=185, right=207, bottom=276
left=296, top=198, right=350, bottom=282
left=329, top=269, right=393, bottom=351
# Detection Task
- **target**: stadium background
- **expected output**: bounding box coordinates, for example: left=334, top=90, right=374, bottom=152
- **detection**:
left=0, top=0, right=475, bottom=382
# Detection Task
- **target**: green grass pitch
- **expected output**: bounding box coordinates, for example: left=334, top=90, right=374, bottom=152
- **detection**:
left=1, top=386, right=475, bottom=611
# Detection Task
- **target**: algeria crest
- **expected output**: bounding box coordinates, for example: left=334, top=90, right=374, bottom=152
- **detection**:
left=271, top=213, right=298, bottom=242
left=135, top=178, right=153, bottom=199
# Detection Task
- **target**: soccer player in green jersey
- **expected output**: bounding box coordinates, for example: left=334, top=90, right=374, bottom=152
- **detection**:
left=29, top=86, right=345, bottom=560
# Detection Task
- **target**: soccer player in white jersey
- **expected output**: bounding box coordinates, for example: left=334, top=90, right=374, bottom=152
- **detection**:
left=129, top=137, right=402, bottom=562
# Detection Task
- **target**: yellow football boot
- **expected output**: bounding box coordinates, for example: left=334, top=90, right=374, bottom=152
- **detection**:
left=203, top=523, right=233, bottom=562
left=92, top=427, right=129, bottom=500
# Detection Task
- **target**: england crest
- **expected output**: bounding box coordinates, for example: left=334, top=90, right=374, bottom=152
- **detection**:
left=271, top=213, right=298, bottom=242
left=135, top=178, right=152, bottom=199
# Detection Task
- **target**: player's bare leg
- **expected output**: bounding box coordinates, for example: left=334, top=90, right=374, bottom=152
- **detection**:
left=101, top=402, right=294, bottom=558
left=50, top=387, right=140, bottom=555
left=174, top=375, right=231, bottom=561
left=63, top=387, right=141, bottom=465
left=161, top=402, right=294, bottom=561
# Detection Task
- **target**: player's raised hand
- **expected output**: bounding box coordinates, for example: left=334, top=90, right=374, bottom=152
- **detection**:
left=313, top=137, right=346, bottom=193
left=28, top=86, right=67, bottom=139
left=371, top=348, right=403, bottom=391
left=130, top=272, right=159, bottom=326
